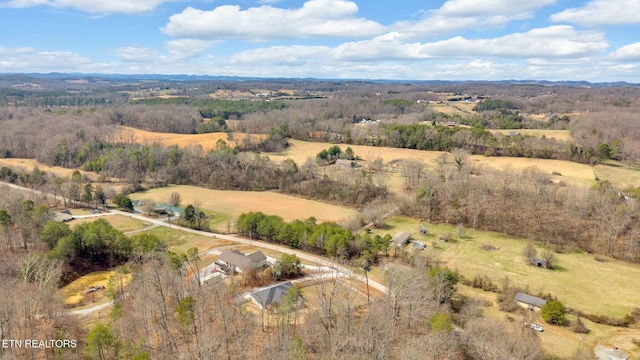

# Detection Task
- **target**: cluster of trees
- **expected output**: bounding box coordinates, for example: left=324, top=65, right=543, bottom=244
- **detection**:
left=397, top=155, right=640, bottom=261
left=236, top=212, right=390, bottom=262
left=315, top=145, right=355, bottom=164
left=45, top=218, right=165, bottom=276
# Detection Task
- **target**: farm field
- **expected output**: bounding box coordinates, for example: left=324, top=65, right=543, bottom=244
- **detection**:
left=0, top=158, right=98, bottom=180
left=488, top=129, right=573, bottom=142
left=116, top=126, right=264, bottom=150
left=371, top=216, right=640, bottom=319
left=430, top=102, right=477, bottom=116
left=594, top=161, right=640, bottom=189
left=268, top=139, right=598, bottom=187
left=129, top=185, right=358, bottom=223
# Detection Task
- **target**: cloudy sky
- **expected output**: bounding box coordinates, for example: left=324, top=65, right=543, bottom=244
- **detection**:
left=1, top=0, right=639, bottom=81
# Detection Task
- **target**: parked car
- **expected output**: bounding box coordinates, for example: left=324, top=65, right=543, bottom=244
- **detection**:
left=530, top=323, right=544, bottom=332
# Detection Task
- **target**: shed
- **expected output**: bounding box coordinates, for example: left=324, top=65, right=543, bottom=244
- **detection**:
left=514, top=292, right=547, bottom=310
left=53, top=211, right=74, bottom=222
left=391, top=231, right=411, bottom=247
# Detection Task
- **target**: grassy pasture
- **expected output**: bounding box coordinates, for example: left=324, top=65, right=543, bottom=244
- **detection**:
left=140, top=226, right=233, bottom=254
left=430, top=102, right=477, bottom=116
left=268, top=139, right=597, bottom=187
left=489, top=129, right=573, bottom=142
left=68, top=214, right=151, bottom=232
left=594, top=160, right=640, bottom=189
left=116, top=126, right=264, bottom=151
left=371, top=216, right=640, bottom=318
left=0, top=158, right=98, bottom=180
left=129, top=185, right=358, bottom=224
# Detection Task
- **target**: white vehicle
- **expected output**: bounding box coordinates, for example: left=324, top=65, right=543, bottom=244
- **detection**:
left=530, top=323, right=544, bottom=332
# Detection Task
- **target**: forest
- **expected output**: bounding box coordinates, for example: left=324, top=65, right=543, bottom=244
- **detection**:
left=1, top=75, right=640, bottom=359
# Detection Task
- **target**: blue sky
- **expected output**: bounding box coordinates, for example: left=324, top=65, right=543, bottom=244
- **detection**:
left=1, top=0, right=639, bottom=81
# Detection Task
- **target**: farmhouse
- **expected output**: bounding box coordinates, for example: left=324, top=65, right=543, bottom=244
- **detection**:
left=514, top=292, right=547, bottom=311
left=249, top=282, right=299, bottom=311
left=391, top=231, right=411, bottom=247
left=218, top=249, right=267, bottom=274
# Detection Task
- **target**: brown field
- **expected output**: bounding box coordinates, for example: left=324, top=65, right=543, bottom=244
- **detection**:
left=430, top=102, right=477, bottom=116
left=268, top=140, right=597, bottom=187
left=489, top=129, right=574, bottom=142
left=129, top=185, right=358, bottom=223
left=116, top=126, right=265, bottom=151
left=0, top=158, right=98, bottom=180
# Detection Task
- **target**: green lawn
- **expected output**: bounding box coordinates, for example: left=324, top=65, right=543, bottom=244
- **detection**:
left=140, top=226, right=233, bottom=254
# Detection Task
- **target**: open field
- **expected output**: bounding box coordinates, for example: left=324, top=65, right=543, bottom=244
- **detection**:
left=430, top=102, right=477, bottom=116
left=116, top=126, right=265, bottom=150
left=371, top=216, right=640, bottom=318
left=268, top=139, right=598, bottom=187
left=129, top=185, right=358, bottom=223
left=68, top=214, right=152, bottom=232
left=488, top=129, right=574, bottom=142
left=140, top=226, right=233, bottom=254
left=268, top=139, right=449, bottom=165
left=0, top=158, right=98, bottom=180
left=594, top=161, right=640, bottom=189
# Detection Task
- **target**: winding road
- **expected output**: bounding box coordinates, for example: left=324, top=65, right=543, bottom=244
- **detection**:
left=1, top=182, right=389, bottom=304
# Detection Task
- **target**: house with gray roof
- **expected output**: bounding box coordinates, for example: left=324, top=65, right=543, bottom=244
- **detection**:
left=218, top=249, right=267, bottom=274
left=514, top=292, right=547, bottom=311
left=249, top=282, right=299, bottom=310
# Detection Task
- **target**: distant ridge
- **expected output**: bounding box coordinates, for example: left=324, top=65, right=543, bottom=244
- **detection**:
left=0, top=72, right=638, bottom=88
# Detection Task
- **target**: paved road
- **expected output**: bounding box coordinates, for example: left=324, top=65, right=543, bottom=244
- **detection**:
left=1, top=182, right=390, bottom=297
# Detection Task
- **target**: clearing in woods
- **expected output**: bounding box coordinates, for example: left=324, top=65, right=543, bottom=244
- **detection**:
left=60, top=270, right=131, bottom=308
left=128, top=185, right=358, bottom=223
left=116, top=126, right=265, bottom=150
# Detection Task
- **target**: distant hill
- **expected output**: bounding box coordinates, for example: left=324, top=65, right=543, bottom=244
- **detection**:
left=0, top=73, right=638, bottom=88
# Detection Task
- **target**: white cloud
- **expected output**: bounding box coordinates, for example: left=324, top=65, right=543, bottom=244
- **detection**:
left=230, top=45, right=330, bottom=66
left=115, top=47, right=159, bottom=62
left=392, top=0, right=556, bottom=40
left=551, top=0, right=640, bottom=26
left=0, top=0, right=172, bottom=14
left=165, top=39, right=218, bottom=59
left=162, top=0, right=385, bottom=41
left=436, top=0, right=556, bottom=17
left=608, top=42, right=640, bottom=61
left=333, top=26, right=607, bottom=61
left=0, top=46, right=92, bottom=71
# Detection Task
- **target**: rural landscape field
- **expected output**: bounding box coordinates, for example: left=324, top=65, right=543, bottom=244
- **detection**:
left=2, top=72, right=640, bottom=360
